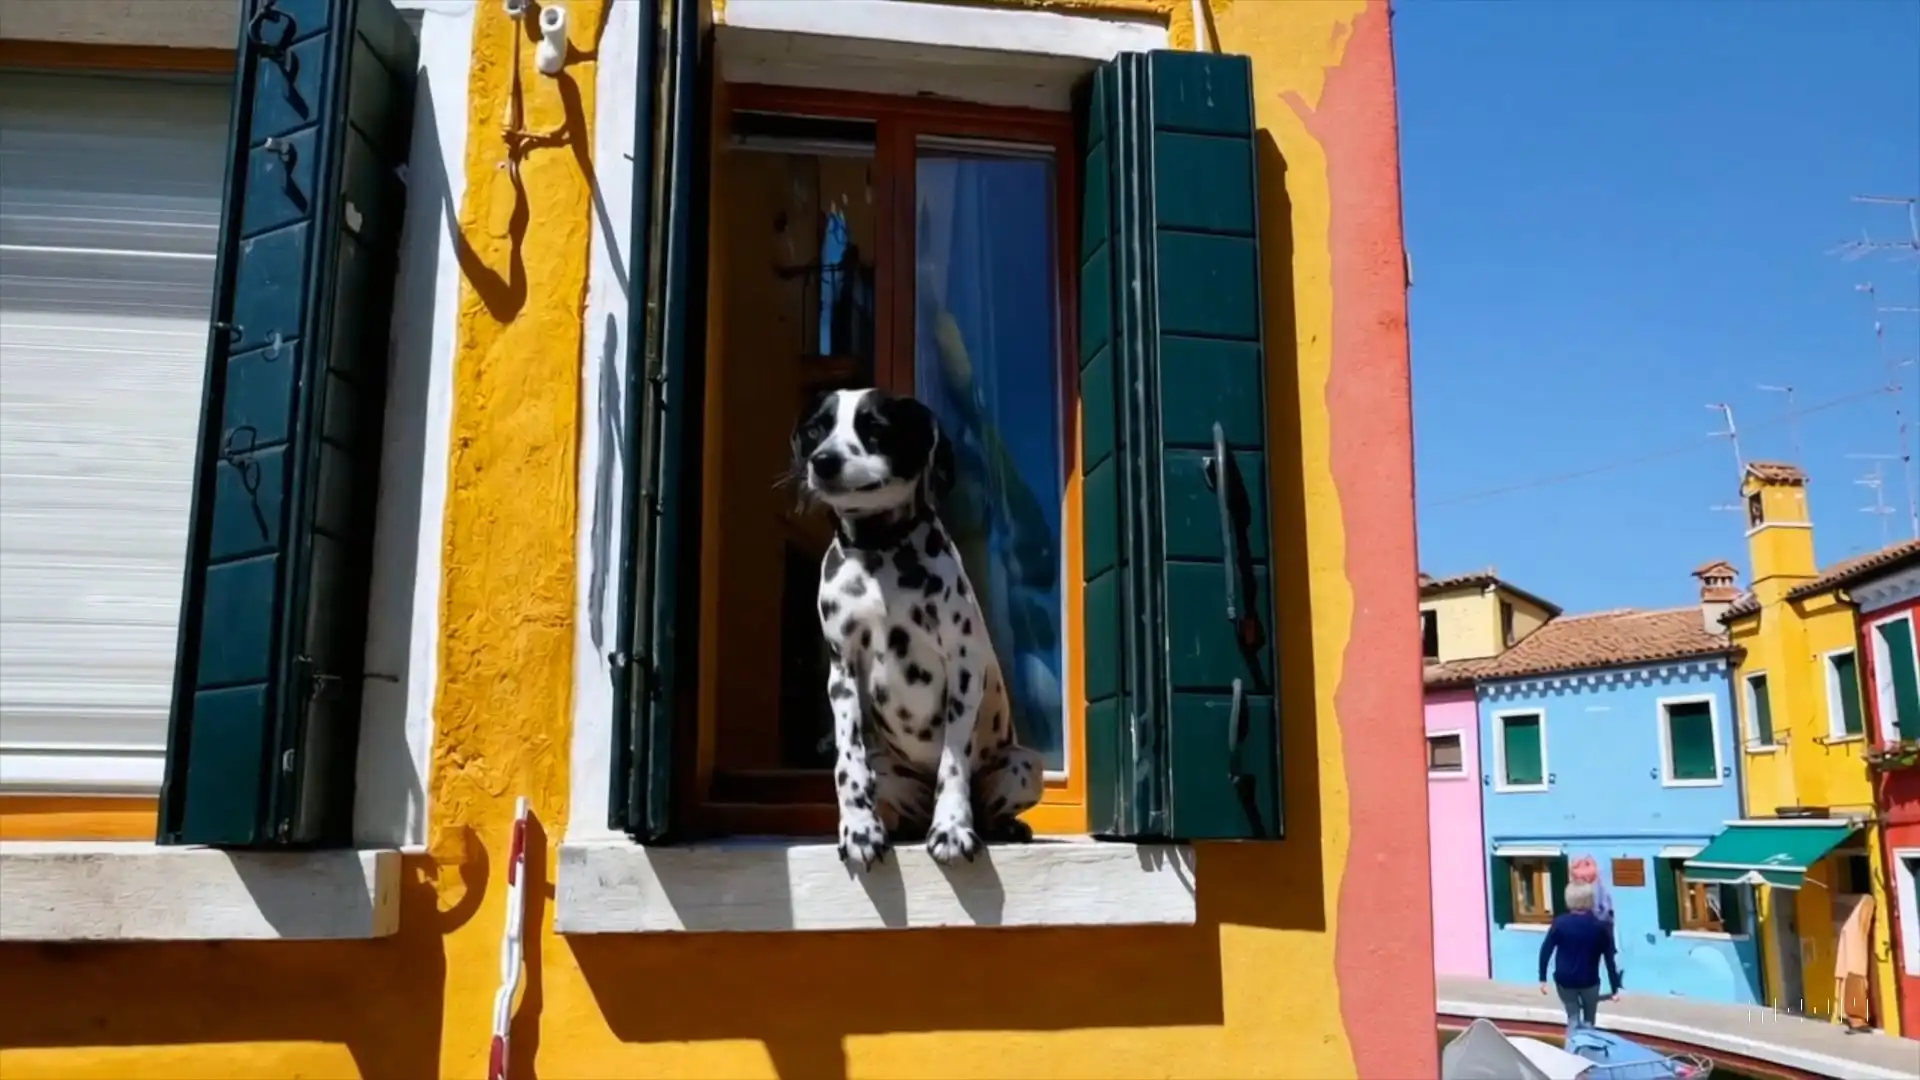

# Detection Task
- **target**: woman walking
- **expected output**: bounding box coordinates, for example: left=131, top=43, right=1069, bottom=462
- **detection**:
left=1538, top=881, right=1622, bottom=1038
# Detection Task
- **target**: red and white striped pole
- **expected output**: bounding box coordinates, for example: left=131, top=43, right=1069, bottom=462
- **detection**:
left=488, top=796, right=532, bottom=1080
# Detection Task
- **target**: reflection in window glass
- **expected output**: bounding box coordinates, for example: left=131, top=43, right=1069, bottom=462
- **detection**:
left=913, top=145, right=1064, bottom=771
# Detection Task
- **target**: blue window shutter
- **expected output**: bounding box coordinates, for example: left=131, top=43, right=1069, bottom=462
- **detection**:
left=158, top=0, right=418, bottom=847
left=611, top=0, right=707, bottom=839
left=1076, top=50, right=1282, bottom=841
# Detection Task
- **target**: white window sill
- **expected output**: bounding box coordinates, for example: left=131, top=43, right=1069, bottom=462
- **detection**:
left=1815, top=734, right=1865, bottom=746
left=1428, top=770, right=1470, bottom=781
left=1672, top=929, right=1750, bottom=942
left=1502, top=922, right=1551, bottom=933
left=1744, top=745, right=1782, bottom=754
left=0, top=841, right=401, bottom=942
left=555, top=836, right=1195, bottom=933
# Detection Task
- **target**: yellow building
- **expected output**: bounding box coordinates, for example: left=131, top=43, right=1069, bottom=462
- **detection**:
left=0, top=0, right=1432, bottom=1076
left=1702, top=462, right=1902, bottom=1033
left=1418, top=568, right=1559, bottom=664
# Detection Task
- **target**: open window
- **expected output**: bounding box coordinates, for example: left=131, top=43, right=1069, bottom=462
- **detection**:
left=1656, top=858, right=1746, bottom=936
left=156, top=0, right=418, bottom=847
left=613, top=35, right=1283, bottom=843
left=1491, top=852, right=1567, bottom=927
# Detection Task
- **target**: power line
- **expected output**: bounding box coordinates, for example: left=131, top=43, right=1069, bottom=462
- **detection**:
left=1421, top=384, right=1893, bottom=510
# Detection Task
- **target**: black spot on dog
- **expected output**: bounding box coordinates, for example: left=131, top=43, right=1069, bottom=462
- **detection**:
left=896, top=706, right=912, bottom=722
left=917, top=728, right=935, bottom=742
left=956, top=577, right=969, bottom=597
left=820, top=598, right=840, bottom=621
left=958, top=669, right=972, bottom=696
left=862, top=551, right=885, bottom=574
left=951, top=611, right=962, bottom=625
left=860, top=628, right=873, bottom=649
left=925, top=529, right=947, bottom=557
left=960, top=617, right=972, bottom=636
left=828, top=681, right=854, bottom=701
left=905, top=663, right=933, bottom=685
left=835, top=767, right=849, bottom=787
left=922, top=575, right=944, bottom=598
left=842, top=576, right=868, bottom=598
left=909, top=607, right=926, bottom=629
left=887, top=627, right=911, bottom=658
left=873, top=686, right=890, bottom=706
left=839, top=618, right=858, bottom=640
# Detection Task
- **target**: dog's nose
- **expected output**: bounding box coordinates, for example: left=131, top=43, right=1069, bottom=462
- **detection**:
left=810, top=449, right=845, bottom=480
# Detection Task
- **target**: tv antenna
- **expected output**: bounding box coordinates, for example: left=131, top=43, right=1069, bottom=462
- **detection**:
left=1833, top=195, right=1919, bottom=262
left=1757, top=384, right=1801, bottom=461
left=1851, top=280, right=1920, bottom=540
left=1851, top=455, right=1898, bottom=547
left=1706, top=403, right=1744, bottom=483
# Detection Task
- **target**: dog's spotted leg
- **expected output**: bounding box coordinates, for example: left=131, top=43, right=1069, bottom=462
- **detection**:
left=828, top=662, right=888, bottom=869
left=974, top=744, right=1043, bottom=842
left=926, top=650, right=984, bottom=865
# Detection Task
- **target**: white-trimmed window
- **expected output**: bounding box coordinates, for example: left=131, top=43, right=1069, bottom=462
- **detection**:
left=1823, top=647, right=1866, bottom=741
left=1895, top=850, right=1920, bottom=977
left=1742, top=671, right=1777, bottom=748
left=1868, top=612, right=1920, bottom=744
left=1492, top=709, right=1548, bottom=793
left=1657, top=695, right=1722, bottom=787
left=1427, top=730, right=1464, bottom=776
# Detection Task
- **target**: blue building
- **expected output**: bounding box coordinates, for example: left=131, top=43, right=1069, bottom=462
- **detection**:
left=1465, top=566, right=1763, bottom=1005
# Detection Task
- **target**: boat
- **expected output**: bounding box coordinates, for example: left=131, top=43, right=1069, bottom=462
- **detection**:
left=1442, top=1019, right=1715, bottom=1080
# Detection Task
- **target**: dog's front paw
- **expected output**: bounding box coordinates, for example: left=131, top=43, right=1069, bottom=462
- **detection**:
left=837, top=813, right=892, bottom=870
left=925, top=819, right=980, bottom=865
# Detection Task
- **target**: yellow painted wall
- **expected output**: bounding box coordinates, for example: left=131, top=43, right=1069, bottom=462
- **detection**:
left=0, top=2, right=1433, bottom=1076
left=1420, top=585, right=1548, bottom=662
left=1730, top=495, right=1901, bottom=1033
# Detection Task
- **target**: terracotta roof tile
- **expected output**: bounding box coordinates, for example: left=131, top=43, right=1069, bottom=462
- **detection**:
left=1417, top=567, right=1562, bottom=616
left=1745, top=461, right=1807, bottom=485
left=1783, top=538, right=1920, bottom=601
left=1424, top=606, right=1733, bottom=688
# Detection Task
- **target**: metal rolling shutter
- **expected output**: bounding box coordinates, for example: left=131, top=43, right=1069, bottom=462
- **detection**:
left=0, top=71, right=230, bottom=793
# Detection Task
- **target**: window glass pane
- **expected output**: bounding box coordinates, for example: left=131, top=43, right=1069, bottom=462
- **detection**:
left=1666, top=700, right=1717, bottom=780
left=1503, top=715, right=1543, bottom=786
left=913, top=146, right=1065, bottom=770
left=1428, top=733, right=1462, bottom=771
left=1831, top=651, right=1864, bottom=737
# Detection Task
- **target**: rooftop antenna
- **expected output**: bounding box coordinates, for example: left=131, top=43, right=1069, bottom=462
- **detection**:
left=1757, top=384, right=1801, bottom=462
left=1832, top=195, right=1920, bottom=262
left=1851, top=280, right=1920, bottom=540
left=1706, top=403, right=1744, bottom=484
left=1852, top=456, right=1897, bottom=547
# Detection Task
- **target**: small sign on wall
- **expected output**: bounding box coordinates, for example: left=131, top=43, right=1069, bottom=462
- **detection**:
left=1611, top=858, right=1646, bottom=887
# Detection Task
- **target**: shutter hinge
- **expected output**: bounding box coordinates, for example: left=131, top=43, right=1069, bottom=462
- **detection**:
left=294, top=655, right=341, bottom=701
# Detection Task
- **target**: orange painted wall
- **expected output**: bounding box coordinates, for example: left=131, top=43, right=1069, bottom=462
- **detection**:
left=0, top=2, right=1428, bottom=1077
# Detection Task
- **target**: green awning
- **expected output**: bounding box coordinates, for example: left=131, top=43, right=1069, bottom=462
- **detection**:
left=1683, top=821, right=1858, bottom=889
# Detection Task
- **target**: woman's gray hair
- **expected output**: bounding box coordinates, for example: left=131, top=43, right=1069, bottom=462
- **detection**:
left=1565, top=881, right=1597, bottom=912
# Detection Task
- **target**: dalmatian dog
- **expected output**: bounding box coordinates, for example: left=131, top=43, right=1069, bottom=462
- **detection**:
left=791, top=388, right=1044, bottom=868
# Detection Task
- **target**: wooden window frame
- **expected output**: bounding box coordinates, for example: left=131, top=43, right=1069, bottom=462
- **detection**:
left=1675, top=866, right=1732, bottom=934
left=1509, top=856, right=1555, bottom=925
left=686, top=84, right=1084, bottom=839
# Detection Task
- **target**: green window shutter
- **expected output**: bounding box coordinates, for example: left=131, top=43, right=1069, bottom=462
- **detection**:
left=1718, top=883, right=1746, bottom=933
left=1076, top=50, right=1281, bottom=841
left=611, top=0, right=707, bottom=839
left=1502, top=715, right=1544, bottom=786
left=1489, top=855, right=1514, bottom=925
left=1549, top=855, right=1571, bottom=916
left=1665, top=700, right=1718, bottom=781
left=1878, top=619, right=1920, bottom=740
left=1655, top=859, right=1680, bottom=933
left=1749, top=674, right=1775, bottom=743
left=157, top=0, right=417, bottom=847
left=1831, top=651, right=1865, bottom=737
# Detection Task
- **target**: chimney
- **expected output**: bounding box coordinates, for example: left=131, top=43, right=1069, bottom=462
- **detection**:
left=1692, top=560, right=1741, bottom=635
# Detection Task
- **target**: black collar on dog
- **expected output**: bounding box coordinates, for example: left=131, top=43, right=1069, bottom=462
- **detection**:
left=837, top=503, right=932, bottom=552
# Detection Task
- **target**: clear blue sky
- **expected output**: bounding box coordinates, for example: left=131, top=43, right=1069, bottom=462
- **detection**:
left=1397, top=0, right=1920, bottom=615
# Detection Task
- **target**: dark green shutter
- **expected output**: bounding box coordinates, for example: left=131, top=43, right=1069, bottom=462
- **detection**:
left=1749, top=674, right=1775, bottom=744
left=1075, top=50, right=1282, bottom=841
left=1655, top=859, right=1680, bottom=933
left=1877, top=618, right=1920, bottom=740
left=1489, top=855, right=1514, bottom=925
left=1718, top=883, right=1746, bottom=933
left=1666, top=701, right=1718, bottom=781
left=1503, top=715, right=1544, bottom=786
left=611, top=0, right=708, bottom=838
left=1831, top=651, right=1865, bottom=737
left=158, top=0, right=417, bottom=847
left=1549, top=855, right=1571, bottom=915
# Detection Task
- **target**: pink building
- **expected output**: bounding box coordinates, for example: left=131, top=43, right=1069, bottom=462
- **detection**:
left=1425, top=685, right=1488, bottom=977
